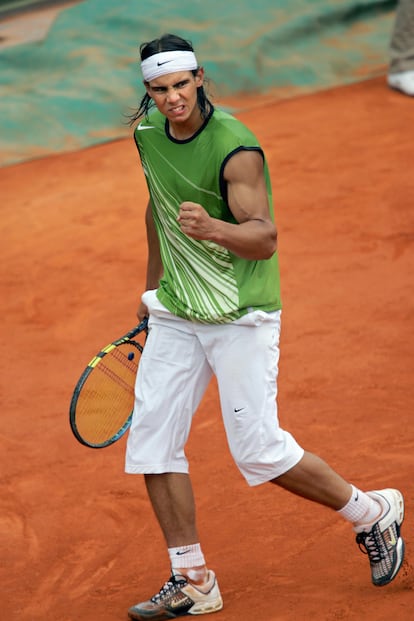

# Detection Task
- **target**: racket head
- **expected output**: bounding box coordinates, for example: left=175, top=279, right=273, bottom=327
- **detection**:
left=69, top=319, right=148, bottom=448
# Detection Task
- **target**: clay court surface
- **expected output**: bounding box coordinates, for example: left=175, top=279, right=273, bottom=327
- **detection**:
left=1, top=77, right=413, bottom=620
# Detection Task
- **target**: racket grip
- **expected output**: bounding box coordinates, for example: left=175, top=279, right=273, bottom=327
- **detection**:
left=125, top=317, right=148, bottom=340
left=138, top=316, right=149, bottom=332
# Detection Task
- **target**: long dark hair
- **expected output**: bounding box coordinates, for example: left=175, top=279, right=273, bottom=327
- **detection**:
left=128, top=33, right=212, bottom=126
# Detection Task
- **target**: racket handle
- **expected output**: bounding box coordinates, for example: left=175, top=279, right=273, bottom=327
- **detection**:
left=125, top=316, right=148, bottom=340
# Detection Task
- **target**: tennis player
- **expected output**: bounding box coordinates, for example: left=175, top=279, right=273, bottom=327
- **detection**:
left=388, top=0, right=414, bottom=95
left=125, top=33, right=405, bottom=620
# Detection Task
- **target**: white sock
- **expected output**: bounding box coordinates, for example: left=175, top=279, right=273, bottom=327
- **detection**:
left=337, top=485, right=382, bottom=525
left=168, top=543, right=206, bottom=572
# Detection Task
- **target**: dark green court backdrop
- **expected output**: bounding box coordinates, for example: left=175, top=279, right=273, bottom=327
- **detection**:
left=0, top=0, right=396, bottom=166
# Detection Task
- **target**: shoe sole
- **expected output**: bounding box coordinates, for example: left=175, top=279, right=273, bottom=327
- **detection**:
left=128, top=597, right=223, bottom=620
left=391, top=489, right=405, bottom=526
left=188, top=597, right=223, bottom=615
left=374, top=537, right=405, bottom=587
left=373, top=489, right=405, bottom=587
left=388, top=81, right=414, bottom=96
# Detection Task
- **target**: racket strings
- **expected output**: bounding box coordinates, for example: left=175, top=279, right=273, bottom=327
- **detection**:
left=96, top=354, right=136, bottom=393
left=75, top=342, right=140, bottom=445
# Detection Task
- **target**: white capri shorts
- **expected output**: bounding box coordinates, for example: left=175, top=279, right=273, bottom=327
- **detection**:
left=125, top=290, right=304, bottom=486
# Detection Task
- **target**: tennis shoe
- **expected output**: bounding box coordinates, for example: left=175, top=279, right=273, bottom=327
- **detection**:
left=387, top=70, right=414, bottom=96
left=128, top=570, right=223, bottom=620
left=354, top=488, right=405, bottom=586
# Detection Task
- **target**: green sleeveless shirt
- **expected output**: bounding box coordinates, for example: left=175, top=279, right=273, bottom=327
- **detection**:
left=134, top=106, right=282, bottom=323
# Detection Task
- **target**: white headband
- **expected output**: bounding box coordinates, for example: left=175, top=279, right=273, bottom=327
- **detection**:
left=141, top=50, right=198, bottom=82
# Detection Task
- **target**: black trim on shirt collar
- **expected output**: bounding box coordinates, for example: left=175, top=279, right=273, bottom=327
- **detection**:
left=165, top=105, right=215, bottom=144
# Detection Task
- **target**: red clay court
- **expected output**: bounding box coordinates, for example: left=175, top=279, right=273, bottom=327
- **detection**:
left=1, top=75, right=413, bottom=620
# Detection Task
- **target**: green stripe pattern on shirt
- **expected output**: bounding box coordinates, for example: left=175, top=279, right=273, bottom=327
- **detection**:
left=135, top=107, right=281, bottom=323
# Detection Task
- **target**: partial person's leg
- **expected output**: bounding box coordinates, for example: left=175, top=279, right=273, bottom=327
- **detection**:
left=271, top=451, right=353, bottom=509
left=126, top=303, right=222, bottom=619
left=271, top=450, right=385, bottom=527
left=129, top=469, right=223, bottom=620
left=272, top=452, right=405, bottom=587
left=388, top=0, right=414, bottom=94
left=207, top=316, right=357, bottom=511
left=205, top=311, right=304, bottom=485
left=205, top=311, right=405, bottom=588
left=144, top=472, right=200, bottom=547
left=125, top=315, right=212, bottom=476
left=144, top=471, right=212, bottom=582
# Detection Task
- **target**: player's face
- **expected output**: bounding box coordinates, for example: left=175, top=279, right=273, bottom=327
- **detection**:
left=145, top=69, right=204, bottom=129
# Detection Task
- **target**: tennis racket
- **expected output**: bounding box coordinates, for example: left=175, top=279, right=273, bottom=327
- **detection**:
left=69, top=318, right=148, bottom=448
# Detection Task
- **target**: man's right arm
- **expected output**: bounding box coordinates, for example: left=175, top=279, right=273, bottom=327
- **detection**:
left=137, top=200, right=163, bottom=321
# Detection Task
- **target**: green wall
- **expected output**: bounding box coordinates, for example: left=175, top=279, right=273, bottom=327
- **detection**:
left=0, top=0, right=396, bottom=165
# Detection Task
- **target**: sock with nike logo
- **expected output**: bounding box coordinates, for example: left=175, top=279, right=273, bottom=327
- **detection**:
left=337, top=484, right=382, bottom=525
left=168, top=543, right=207, bottom=583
